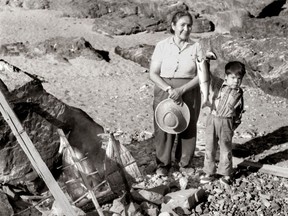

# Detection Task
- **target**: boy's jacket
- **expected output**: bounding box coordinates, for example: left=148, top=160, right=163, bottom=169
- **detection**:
left=209, top=75, right=244, bottom=130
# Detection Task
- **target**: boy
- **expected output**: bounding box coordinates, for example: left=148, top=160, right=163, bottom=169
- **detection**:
left=200, top=61, right=246, bottom=185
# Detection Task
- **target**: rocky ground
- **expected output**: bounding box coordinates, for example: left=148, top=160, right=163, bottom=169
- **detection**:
left=1, top=3, right=288, bottom=216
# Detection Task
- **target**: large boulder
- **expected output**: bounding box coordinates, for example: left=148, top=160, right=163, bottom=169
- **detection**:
left=231, top=16, right=288, bottom=38
left=0, top=0, right=49, bottom=9
left=0, top=79, right=64, bottom=191
left=0, top=62, right=107, bottom=200
left=114, top=44, right=155, bottom=69
left=48, top=0, right=111, bottom=18
left=114, top=33, right=288, bottom=99
left=92, top=13, right=166, bottom=36
left=198, top=34, right=288, bottom=98
left=7, top=0, right=285, bottom=36
left=213, top=9, right=250, bottom=34
left=91, top=1, right=213, bottom=35
left=181, top=0, right=281, bottom=17
left=0, top=37, right=110, bottom=62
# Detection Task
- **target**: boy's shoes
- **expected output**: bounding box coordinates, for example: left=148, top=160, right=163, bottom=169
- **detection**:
left=220, top=176, right=232, bottom=186
left=200, top=174, right=214, bottom=184
left=156, top=167, right=169, bottom=176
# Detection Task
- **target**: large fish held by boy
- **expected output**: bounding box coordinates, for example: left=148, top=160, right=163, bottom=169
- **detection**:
left=196, top=51, right=217, bottom=108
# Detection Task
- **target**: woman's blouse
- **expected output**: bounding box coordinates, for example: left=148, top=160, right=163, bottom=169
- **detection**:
left=151, top=36, right=203, bottom=79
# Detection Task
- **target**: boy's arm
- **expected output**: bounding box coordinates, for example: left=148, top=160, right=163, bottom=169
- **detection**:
left=233, top=92, right=244, bottom=130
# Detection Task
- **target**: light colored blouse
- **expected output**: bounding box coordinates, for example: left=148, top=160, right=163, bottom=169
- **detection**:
left=151, top=36, right=203, bottom=79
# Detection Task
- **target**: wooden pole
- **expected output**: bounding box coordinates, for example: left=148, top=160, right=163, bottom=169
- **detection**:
left=58, top=129, right=105, bottom=216
left=0, top=91, right=77, bottom=216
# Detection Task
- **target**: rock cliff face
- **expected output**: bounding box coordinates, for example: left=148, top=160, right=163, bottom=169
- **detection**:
left=105, top=0, right=288, bottom=99
left=0, top=70, right=105, bottom=196
left=205, top=35, right=288, bottom=98
left=0, top=79, right=64, bottom=191
left=113, top=29, right=288, bottom=99
left=2, top=0, right=286, bottom=36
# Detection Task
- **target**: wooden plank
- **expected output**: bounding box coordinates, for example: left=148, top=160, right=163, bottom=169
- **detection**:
left=58, top=129, right=105, bottom=216
left=0, top=90, right=77, bottom=216
left=233, top=157, right=288, bottom=178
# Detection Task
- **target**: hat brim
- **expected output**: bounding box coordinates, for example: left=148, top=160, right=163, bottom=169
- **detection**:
left=155, top=99, right=190, bottom=134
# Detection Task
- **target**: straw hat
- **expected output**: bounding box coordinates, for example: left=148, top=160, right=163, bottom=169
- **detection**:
left=155, top=99, right=190, bottom=134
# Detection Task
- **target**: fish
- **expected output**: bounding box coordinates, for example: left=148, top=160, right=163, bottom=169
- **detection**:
left=196, top=51, right=217, bottom=108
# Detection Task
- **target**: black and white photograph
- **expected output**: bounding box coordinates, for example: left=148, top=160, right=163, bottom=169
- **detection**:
left=0, top=0, right=288, bottom=215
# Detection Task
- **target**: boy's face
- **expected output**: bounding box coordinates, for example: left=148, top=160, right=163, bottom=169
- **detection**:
left=225, top=73, right=242, bottom=89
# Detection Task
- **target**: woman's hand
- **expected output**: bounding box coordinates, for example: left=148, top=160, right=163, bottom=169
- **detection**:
left=168, top=88, right=184, bottom=105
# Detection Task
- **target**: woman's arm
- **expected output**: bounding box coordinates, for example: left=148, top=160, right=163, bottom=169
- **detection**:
left=149, top=59, right=171, bottom=91
left=168, top=76, right=199, bottom=104
left=178, top=75, right=199, bottom=93
left=150, top=59, right=200, bottom=104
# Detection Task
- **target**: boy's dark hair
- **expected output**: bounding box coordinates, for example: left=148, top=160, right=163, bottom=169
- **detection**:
left=169, top=11, right=193, bottom=34
left=225, top=61, right=246, bottom=78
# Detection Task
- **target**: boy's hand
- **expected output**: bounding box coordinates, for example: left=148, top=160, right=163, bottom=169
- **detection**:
left=201, top=100, right=212, bottom=109
left=233, top=119, right=241, bottom=131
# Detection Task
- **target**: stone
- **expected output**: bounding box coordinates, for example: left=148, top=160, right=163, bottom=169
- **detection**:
left=110, top=195, right=128, bottom=214
left=23, top=0, right=49, bottom=9
left=160, top=203, right=178, bottom=216
left=0, top=191, right=14, bottom=216
left=158, top=212, right=172, bottom=216
left=140, top=202, right=159, bottom=216
left=131, top=189, right=164, bottom=205
left=179, top=176, right=189, bottom=190
left=163, top=188, right=206, bottom=210
left=146, top=185, right=170, bottom=196
left=114, top=44, right=154, bottom=69
left=214, top=9, right=249, bottom=34
left=125, top=202, right=142, bottom=216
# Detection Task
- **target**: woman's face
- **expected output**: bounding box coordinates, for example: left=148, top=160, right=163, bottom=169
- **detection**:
left=171, top=16, right=192, bottom=41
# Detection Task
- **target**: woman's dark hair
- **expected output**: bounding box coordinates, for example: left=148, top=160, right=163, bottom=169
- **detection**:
left=225, top=61, right=246, bottom=78
left=169, top=10, right=193, bottom=34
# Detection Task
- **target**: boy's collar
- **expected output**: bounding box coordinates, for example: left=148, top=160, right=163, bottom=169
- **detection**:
left=221, top=81, right=241, bottom=91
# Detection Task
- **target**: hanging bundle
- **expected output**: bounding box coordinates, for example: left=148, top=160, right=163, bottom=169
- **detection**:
left=104, top=133, right=142, bottom=196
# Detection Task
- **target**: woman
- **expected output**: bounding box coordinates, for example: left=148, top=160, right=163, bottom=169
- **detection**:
left=149, top=10, right=203, bottom=176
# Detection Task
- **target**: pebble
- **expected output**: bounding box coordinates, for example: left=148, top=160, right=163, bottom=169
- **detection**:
left=260, top=198, right=270, bottom=208
left=246, top=192, right=252, bottom=200
left=158, top=212, right=171, bottom=216
left=195, top=205, right=202, bottom=213
left=271, top=201, right=281, bottom=211
left=259, top=193, right=272, bottom=201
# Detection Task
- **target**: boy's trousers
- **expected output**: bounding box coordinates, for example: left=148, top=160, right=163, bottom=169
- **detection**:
left=153, top=78, right=201, bottom=168
left=203, top=114, right=234, bottom=176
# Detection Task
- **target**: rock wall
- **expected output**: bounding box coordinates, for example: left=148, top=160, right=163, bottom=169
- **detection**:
left=0, top=72, right=105, bottom=196
left=0, top=80, right=64, bottom=192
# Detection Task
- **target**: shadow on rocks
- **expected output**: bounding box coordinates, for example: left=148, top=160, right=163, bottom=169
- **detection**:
left=233, top=126, right=288, bottom=160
